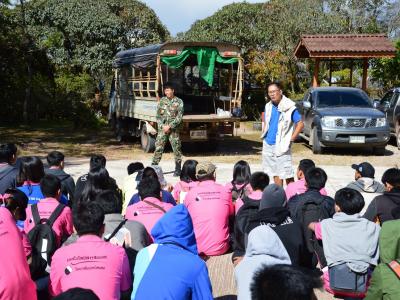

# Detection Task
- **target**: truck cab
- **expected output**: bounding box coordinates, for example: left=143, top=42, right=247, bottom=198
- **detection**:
left=109, top=42, right=244, bottom=152
left=378, top=88, right=400, bottom=149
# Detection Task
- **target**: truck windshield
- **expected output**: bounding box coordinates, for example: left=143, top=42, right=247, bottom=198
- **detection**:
left=316, top=90, right=372, bottom=108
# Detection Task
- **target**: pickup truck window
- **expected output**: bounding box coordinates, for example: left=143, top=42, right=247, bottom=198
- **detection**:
left=316, top=90, right=371, bottom=108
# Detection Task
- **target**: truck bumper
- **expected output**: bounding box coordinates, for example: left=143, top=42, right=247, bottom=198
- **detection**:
left=319, top=126, right=390, bottom=148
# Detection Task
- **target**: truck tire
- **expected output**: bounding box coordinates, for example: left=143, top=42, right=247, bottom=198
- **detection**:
left=141, top=125, right=155, bottom=153
left=373, top=147, right=385, bottom=156
left=311, top=127, right=322, bottom=154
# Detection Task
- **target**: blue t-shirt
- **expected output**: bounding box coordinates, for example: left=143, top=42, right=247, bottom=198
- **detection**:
left=265, top=105, right=302, bottom=145
left=128, top=190, right=176, bottom=206
left=17, top=184, right=68, bottom=205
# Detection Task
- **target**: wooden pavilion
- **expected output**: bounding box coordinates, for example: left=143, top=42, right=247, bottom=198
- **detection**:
left=294, top=34, right=396, bottom=90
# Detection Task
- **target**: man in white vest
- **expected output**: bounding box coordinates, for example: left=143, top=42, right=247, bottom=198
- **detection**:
left=261, top=82, right=304, bottom=186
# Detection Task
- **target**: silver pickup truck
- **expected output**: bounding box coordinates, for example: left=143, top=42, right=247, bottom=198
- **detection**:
left=298, top=87, right=390, bottom=155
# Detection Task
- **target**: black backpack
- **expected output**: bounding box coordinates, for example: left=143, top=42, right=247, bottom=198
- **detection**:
left=296, top=199, right=331, bottom=268
left=28, top=203, right=65, bottom=272
left=231, top=181, right=249, bottom=202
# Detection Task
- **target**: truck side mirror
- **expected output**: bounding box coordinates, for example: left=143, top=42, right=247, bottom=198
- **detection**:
left=372, top=100, right=380, bottom=109
left=382, top=101, right=390, bottom=112
left=303, top=100, right=311, bottom=109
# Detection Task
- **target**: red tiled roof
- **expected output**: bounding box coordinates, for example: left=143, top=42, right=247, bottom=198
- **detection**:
left=294, top=34, right=396, bottom=59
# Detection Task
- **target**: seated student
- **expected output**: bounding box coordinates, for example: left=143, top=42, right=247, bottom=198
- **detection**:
left=288, top=167, right=335, bottom=267
left=63, top=191, right=150, bottom=253
left=250, top=264, right=323, bottom=300
left=309, top=188, right=380, bottom=298
left=128, top=167, right=176, bottom=206
left=347, top=162, right=385, bottom=213
left=132, top=205, right=213, bottom=300
left=232, top=172, right=269, bottom=263
left=53, top=288, right=100, bottom=300
left=226, top=160, right=252, bottom=202
left=363, top=167, right=400, bottom=225
left=50, top=201, right=132, bottom=300
left=74, top=154, right=118, bottom=201
left=46, top=151, right=76, bottom=203
left=184, top=161, right=233, bottom=256
left=365, top=218, right=400, bottom=300
left=233, top=184, right=310, bottom=268
left=2, top=188, right=32, bottom=257
left=173, top=159, right=198, bottom=203
left=0, top=143, right=19, bottom=193
left=17, top=156, right=68, bottom=205
left=285, top=159, right=327, bottom=201
left=235, top=225, right=291, bottom=300
left=234, top=171, right=269, bottom=213
left=125, top=177, right=173, bottom=237
left=77, top=167, right=121, bottom=207
left=0, top=206, right=37, bottom=300
left=121, top=162, right=144, bottom=215
left=24, top=174, right=73, bottom=247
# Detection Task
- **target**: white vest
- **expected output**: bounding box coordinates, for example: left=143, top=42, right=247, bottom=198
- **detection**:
left=261, top=95, right=296, bottom=156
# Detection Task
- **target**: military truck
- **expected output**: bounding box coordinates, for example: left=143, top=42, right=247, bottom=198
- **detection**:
left=108, top=42, right=244, bottom=152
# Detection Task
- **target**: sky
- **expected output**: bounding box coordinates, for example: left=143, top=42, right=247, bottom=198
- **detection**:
left=141, top=0, right=263, bottom=36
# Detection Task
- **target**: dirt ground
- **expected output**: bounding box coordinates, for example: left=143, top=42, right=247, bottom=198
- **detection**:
left=1, top=121, right=398, bottom=168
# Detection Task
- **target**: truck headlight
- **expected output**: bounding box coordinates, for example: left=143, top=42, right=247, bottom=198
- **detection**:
left=321, top=116, right=337, bottom=128
left=376, top=118, right=387, bottom=127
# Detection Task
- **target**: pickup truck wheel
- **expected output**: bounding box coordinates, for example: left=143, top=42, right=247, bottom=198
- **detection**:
left=141, top=125, right=155, bottom=153
left=311, top=127, right=322, bottom=154
left=373, top=147, right=385, bottom=156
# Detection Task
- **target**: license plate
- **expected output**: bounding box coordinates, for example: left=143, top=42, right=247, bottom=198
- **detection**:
left=190, top=130, right=207, bottom=140
left=349, top=136, right=365, bottom=143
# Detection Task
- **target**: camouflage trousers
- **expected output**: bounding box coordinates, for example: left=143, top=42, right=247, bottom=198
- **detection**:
left=151, top=130, right=182, bottom=165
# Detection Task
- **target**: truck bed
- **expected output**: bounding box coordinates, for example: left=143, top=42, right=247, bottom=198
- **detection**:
left=183, top=114, right=240, bottom=123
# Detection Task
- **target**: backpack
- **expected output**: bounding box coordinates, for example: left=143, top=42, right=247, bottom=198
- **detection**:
left=231, top=181, right=250, bottom=202
left=28, top=203, right=65, bottom=277
left=296, top=198, right=331, bottom=268
left=233, top=196, right=260, bottom=257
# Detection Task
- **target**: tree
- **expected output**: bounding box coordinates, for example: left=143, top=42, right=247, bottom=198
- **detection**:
left=370, top=40, right=400, bottom=89
left=27, top=0, right=170, bottom=78
left=178, top=2, right=269, bottom=52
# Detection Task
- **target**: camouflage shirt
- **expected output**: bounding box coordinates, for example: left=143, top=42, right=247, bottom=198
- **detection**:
left=156, top=96, right=184, bottom=130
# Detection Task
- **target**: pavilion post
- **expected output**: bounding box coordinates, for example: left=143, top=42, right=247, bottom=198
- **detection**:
left=362, top=58, right=369, bottom=91
left=329, top=60, right=332, bottom=86
left=312, top=58, right=320, bottom=87
left=349, top=60, right=353, bottom=87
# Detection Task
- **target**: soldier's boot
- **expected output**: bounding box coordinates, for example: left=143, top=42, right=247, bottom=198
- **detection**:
left=173, top=161, right=181, bottom=177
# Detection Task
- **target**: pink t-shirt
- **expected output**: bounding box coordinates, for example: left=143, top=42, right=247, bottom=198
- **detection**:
left=125, top=197, right=173, bottom=236
left=184, top=180, right=233, bottom=256
left=49, top=234, right=132, bottom=300
left=173, top=181, right=198, bottom=203
left=19, top=228, right=32, bottom=257
left=0, top=208, right=37, bottom=300
left=285, top=178, right=328, bottom=201
left=24, top=197, right=73, bottom=247
left=235, top=190, right=263, bottom=214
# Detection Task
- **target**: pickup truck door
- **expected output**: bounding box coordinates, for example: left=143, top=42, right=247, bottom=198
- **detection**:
left=381, top=90, right=395, bottom=129
left=302, top=92, right=314, bottom=136
left=392, top=93, right=400, bottom=131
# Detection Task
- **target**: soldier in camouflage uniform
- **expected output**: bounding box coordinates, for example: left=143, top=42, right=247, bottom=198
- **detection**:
left=151, top=83, right=184, bottom=176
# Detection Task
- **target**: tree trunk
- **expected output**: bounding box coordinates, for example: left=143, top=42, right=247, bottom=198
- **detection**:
left=23, top=59, right=32, bottom=122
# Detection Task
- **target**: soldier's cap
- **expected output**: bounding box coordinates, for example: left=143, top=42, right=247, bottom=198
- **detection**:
left=196, top=161, right=216, bottom=179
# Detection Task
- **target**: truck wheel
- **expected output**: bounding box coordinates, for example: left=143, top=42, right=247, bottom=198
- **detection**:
left=311, top=127, right=322, bottom=154
left=141, top=125, right=155, bottom=153
left=373, top=147, right=385, bottom=156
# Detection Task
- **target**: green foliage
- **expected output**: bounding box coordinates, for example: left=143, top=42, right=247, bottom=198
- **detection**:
left=370, top=40, right=400, bottom=89
left=178, top=2, right=268, bottom=52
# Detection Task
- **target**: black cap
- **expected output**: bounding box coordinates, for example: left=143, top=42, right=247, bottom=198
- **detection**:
left=351, top=162, right=375, bottom=178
